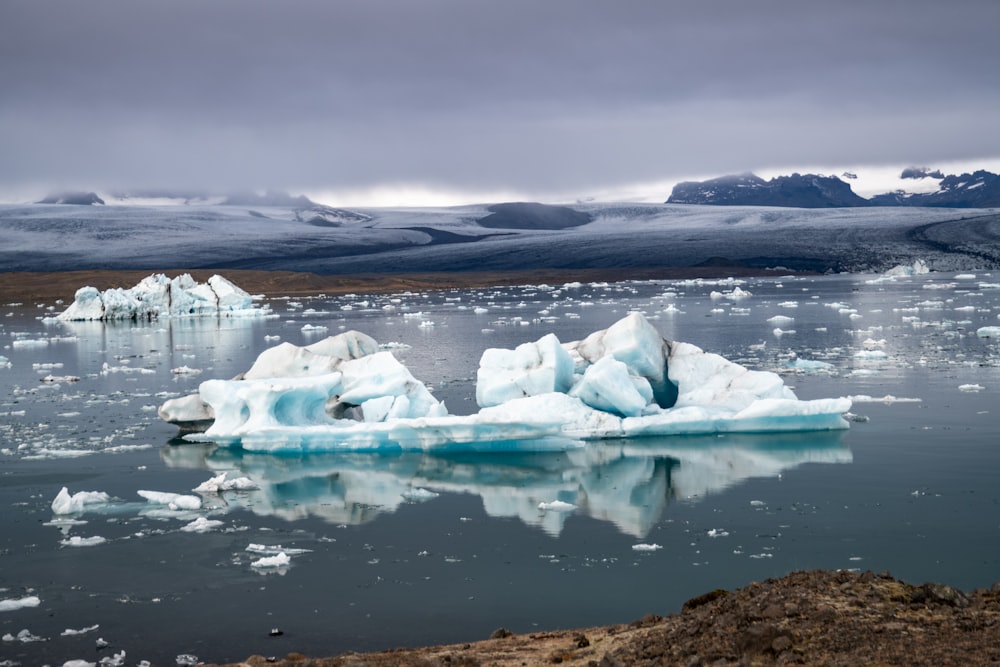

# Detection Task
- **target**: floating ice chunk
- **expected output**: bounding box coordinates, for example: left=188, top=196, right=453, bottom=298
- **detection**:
left=976, top=326, right=1000, bottom=338
left=847, top=394, right=922, bottom=404
left=476, top=333, right=574, bottom=407
left=631, top=543, right=662, bottom=551
left=958, top=384, right=985, bottom=392
left=180, top=517, right=224, bottom=533
left=246, top=544, right=312, bottom=555
left=767, top=315, right=795, bottom=326
left=538, top=500, right=576, bottom=512
left=250, top=552, right=291, bottom=568
left=883, top=259, right=930, bottom=277
left=0, top=596, right=41, bottom=612
left=51, top=487, right=111, bottom=515
left=61, top=624, right=100, bottom=636
left=710, top=287, right=752, bottom=300
left=61, top=535, right=107, bottom=547
left=2, top=628, right=46, bottom=642
left=193, top=472, right=258, bottom=494
left=57, top=273, right=265, bottom=321
left=137, top=490, right=202, bottom=510
left=707, top=528, right=729, bottom=537
left=854, top=350, right=888, bottom=360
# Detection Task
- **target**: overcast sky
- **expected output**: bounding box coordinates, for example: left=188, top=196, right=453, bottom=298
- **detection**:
left=2, top=0, right=999, bottom=205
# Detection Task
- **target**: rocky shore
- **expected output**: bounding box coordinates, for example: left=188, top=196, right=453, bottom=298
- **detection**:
left=211, top=570, right=1000, bottom=667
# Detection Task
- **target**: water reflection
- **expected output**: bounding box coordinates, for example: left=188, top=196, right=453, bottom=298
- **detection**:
left=162, top=431, right=851, bottom=538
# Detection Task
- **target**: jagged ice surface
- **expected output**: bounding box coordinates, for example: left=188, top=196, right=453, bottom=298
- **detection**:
left=162, top=313, right=851, bottom=452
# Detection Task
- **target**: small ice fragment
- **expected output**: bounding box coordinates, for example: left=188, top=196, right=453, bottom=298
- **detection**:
left=707, top=529, right=729, bottom=538
left=61, top=624, right=100, bottom=636
left=0, top=595, right=41, bottom=612
left=750, top=500, right=766, bottom=507
left=51, top=487, right=111, bottom=515
left=250, top=552, right=291, bottom=568
left=958, top=384, right=985, bottom=392
left=632, top=543, right=662, bottom=551
left=137, top=490, right=202, bottom=510
left=176, top=655, right=199, bottom=666
left=180, top=517, right=224, bottom=533
left=2, top=628, right=46, bottom=642
left=171, top=366, right=202, bottom=376
left=538, top=500, right=577, bottom=512
left=61, top=535, right=107, bottom=547
left=193, top=472, right=258, bottom=494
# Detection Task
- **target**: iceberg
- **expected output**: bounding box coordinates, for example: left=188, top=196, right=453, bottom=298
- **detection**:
left=56, top=273, right=266, bottom=321
left=161, top=313, right=850, bottom=452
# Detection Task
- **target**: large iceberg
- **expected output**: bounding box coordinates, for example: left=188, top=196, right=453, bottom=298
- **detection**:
left=161, top=313, right=851, bottom=452
left=56, top=273, right=266, bottom=321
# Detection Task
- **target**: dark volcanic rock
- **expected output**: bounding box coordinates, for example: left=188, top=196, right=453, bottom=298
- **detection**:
left=36, top=191, right=105, bottom=205
left=477, top=202, right=593, bottom=229
left=667, top=173, right=869, bottom=208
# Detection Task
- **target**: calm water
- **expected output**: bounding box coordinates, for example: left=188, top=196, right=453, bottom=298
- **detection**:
left=2, top=271, right=999, bottom=665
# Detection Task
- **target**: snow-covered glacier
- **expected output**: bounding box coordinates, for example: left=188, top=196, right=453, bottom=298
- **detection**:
left=56, top=273, right=266, bottom=321
left=160, top=312, right=851, bottom=452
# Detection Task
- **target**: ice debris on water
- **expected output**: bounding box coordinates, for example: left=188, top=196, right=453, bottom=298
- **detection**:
left=0, top=596, right=40, bottom=612
left=192, top=472, right=259, bottom=494
left=250, top=552, right=291, bottom=568
left=632, top=543, right=662, bottom=552
left=60, top=535, right=107, bottom=547
left=180, top=517, right=224, bottom=533
left=51, top=487, right=112, bottom=515
left=2, top=628, right=45, bottom=642
left=137, top=490, right=202, bottom=510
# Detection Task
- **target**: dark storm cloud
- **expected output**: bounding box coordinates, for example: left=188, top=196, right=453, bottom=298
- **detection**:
left=2, top=0, right=999, bottom=200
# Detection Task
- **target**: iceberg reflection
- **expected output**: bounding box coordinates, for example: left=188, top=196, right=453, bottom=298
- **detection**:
left=163, top=430, right=851, bottom=538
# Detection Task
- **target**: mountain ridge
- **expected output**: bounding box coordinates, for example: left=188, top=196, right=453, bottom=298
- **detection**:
left=668, top=168, right=1000, bottom=208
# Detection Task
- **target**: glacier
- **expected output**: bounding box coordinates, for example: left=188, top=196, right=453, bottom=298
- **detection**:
left=161, top=312, right=851, bottom=452
left=55, top=273, right=266, bottom=321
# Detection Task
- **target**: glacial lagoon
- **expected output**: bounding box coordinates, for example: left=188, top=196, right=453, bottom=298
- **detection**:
left=2, top=270, right=999, bottom=664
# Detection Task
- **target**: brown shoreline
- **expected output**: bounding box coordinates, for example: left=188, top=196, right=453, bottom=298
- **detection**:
left=210, top=570, right=1000, bottom=667
left=0, top=266, right=798, bottom=302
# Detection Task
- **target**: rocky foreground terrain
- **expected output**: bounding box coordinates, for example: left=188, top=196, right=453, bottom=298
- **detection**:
left=213, top=570, right=1000, bottom=667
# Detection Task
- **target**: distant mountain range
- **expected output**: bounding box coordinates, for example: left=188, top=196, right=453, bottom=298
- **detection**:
left=667, top=169, right=1000, bottom=208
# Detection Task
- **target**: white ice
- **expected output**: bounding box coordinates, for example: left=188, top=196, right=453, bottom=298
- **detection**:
left=51, top=487, right=112, bottom=515
left=137, top=490, right=202, bottom=510
left=163, top=313, right=850, bottom=452
left=55, top=273, right=266, bottom=321
left=0, top=596, right=41, bottom=612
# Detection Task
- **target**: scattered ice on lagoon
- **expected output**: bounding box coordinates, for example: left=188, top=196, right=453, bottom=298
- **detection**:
left=61, top=624, right=100, bottom=636
left=977, top=326, right=1000, bottom=338
left=170, top=366, right=202, bottom=376
left=1, top=628, right=46, bottom=642
left=848, top=395, right=923, bottom=404
left=631, top=543, right=662, bottom=552
left=0, top=596, right=41, bottom=612
left=958, top=384, right=985, bottom=392
left=707, top=528, right=729, bottom=538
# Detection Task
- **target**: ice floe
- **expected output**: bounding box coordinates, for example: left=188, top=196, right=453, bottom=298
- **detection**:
left=55, top=273, right=267, bottom=321
left=0, top=596, right=41, bottom=612
left=160, top=313, right=851, bottom=452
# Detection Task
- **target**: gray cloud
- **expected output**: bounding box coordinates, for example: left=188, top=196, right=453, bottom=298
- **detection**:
left=2, top=0, right=999, bottom=201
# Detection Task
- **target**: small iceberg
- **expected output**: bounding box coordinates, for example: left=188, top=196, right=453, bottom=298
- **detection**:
left=55, top=273, right=267, bottom=321
left=160, top=313, right=851, bottom=452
